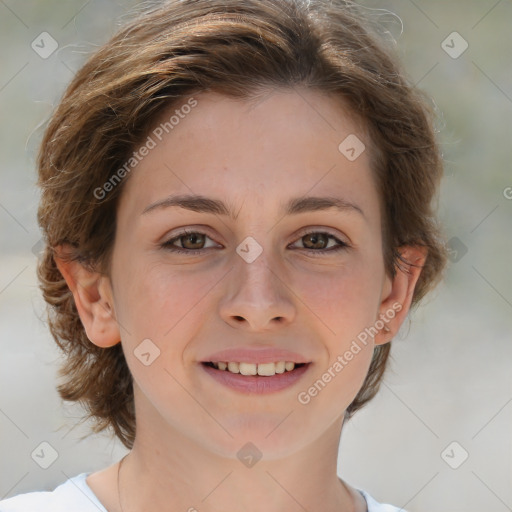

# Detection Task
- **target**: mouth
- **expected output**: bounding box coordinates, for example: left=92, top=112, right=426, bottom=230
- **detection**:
left=199, top=360, right=312, bottom=394
left=201, top=360, right=308, bottom=376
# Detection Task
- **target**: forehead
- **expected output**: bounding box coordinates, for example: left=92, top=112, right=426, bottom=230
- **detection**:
left=117, top=88, right=380, bottom=223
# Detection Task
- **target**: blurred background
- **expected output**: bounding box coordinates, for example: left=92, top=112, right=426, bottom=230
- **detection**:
left=0, top=1, right=511, bottom=511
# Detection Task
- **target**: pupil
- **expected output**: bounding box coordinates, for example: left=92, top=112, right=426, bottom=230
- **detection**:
left=306, top=233, right=326, bottom=249
left=185, top=233, right=203, bottom=249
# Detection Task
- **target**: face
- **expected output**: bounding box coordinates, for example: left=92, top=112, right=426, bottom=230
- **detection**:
left=106, top=88, right=394, bottom=458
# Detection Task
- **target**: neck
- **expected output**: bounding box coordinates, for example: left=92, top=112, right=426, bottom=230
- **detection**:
left=118, top=418, right=358, bottom=512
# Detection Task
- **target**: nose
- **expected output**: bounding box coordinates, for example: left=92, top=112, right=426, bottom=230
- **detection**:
left=218, top=247, right=296, bottom=331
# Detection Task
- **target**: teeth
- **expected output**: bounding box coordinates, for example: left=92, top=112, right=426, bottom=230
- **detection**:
left=210, top=361, right=300, bottom=376
left=275, top=361, right=285, bottom=374
left=284, top=361, right=295, bottom=372
left=257, top=362, right=277, bottom=376
left=227, top=362, right=240, bottom=373
left=239, top=362, right=257, bottom=375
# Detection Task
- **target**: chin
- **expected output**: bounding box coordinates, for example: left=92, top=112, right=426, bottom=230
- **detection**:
left=195, top=414, right=319, bottom=461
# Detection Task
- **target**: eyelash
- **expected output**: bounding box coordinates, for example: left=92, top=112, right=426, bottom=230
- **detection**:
left=161, top=229, right=349, bottom=256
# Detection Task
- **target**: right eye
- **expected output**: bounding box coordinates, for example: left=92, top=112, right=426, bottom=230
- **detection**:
left=161, top=229, right=220, bottom=255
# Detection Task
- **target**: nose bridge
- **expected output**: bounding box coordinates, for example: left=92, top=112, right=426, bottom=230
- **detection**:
left=218, top=235, right=296, bottom=329
left=236, top=236, right=283, bottom=303
left=240, top=243, right=276, bottom=289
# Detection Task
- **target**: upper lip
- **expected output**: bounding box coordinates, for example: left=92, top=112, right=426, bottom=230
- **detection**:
left=202, top=348, right=311, bottom=364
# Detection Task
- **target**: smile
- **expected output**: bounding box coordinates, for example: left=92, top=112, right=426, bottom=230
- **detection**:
left=200, top=361, right=311, bottom=394
left=204, top=361, right=305, bottom=376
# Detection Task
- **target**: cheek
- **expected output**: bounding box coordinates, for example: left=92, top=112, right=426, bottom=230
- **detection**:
left=291, top=258, right=382, bottom=405
left=293, top=255, right=384, bottom=332
left=112, top=261, right=215, bottom=403
left=116, top=260, right=214, bottom=341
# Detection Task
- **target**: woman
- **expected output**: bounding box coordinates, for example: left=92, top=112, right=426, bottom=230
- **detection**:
left=1, top=0, right=446, bottom=510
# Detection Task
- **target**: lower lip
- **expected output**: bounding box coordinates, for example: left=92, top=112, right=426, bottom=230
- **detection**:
left=200, top=363, right=311, bottom=394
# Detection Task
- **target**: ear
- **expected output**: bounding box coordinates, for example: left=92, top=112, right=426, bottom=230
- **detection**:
left=54, top=244, right=121, bottom=348
left=373, top=245, right=428, bottom=346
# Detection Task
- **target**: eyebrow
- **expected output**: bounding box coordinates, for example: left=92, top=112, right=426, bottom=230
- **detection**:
left=141, top=194, right=365, bottom=220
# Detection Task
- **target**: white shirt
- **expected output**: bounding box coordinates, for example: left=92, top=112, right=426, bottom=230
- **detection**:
left=0, top=473, right=406, bottom=512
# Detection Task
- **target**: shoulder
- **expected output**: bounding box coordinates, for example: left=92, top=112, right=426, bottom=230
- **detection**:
left=0, top=473, right=107, bottom=512
left=358, top=488, right=408, bottom=512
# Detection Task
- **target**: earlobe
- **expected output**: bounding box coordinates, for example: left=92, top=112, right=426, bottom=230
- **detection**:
left=54, top=245, right=121, bottom=348
left=374, top=245, right=428, bottom=346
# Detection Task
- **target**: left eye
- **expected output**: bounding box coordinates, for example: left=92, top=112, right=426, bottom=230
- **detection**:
left=161, top=230, right=348, bottom=255
left=290, top=231, right=348, bottom=253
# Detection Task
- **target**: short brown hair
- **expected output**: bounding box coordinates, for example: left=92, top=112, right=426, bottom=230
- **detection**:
left=36, top=0, right=447, bottom=449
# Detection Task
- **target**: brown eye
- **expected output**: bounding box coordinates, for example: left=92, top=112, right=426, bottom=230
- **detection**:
left=161, top=229, right=348, bottom=256
left=161, top=230, right=218, bottom=254
left=290, top=230, right=349, bottom=255
left=301, top=232, right=330, bottom=250
left=179, top=232, right=206, bottom=250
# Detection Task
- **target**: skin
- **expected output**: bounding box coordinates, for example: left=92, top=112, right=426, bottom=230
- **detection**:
left=56, top=87, right=426, bottom=512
